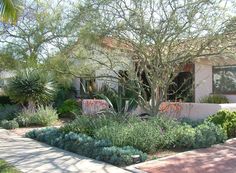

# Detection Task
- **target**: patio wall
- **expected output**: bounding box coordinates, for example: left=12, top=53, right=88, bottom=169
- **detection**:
left=160, top=102, right=236, bottom=120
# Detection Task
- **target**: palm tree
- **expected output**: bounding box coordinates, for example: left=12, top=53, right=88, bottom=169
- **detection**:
left=0, top=0, right=20, bottom=23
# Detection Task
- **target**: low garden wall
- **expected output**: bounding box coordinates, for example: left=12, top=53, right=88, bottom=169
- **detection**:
left=81, top=99, right=109, bottom=115
left=160, top=102, right=236, bottom=120
left=80, top=99, right=236, bottom=120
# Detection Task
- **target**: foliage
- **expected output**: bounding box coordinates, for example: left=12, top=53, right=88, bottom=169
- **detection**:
left=0, top=159, right=20, bottom=173
left=0, top=0, right=21, bottom=24
left=0, top=96, right=14, bottom=105
left=0, top=104, right=20, bottom=121
left=60, top=115, right=121, bottom=137
left=26, top=128, right=147, bottom=166
left=95, top=116, right=178, bottom=153
left=53, top=86, right=77, bottom=109
left=72, top=0, right=231, bottom=116
left=199, top=94, right=229, bottom=104
left=194, top=122, right=227, bottom=148
left=57, top=99, right=81, bottom=118
left=179, top=117, right=204, bottom=128
left=14, top=108, right=32, bottom=127
left=5, top=69, right=56, bottom=108
left=94, top=116, right=227, bottom=152
left=0, top=119, right=19, bottom=129
left=29, top=106, right=58, bottom=126
left=173, top=124, right=196, bottom=149
left=96, top=85, right=138, bottom=116
left=208, top=110, right=236, bottom=138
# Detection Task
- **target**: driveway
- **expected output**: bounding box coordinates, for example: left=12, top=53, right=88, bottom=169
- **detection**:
left=127, top=139, right=236, bottom=173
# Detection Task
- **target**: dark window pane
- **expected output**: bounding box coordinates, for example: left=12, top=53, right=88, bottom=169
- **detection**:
left=213, top=65, right=236, bottom=94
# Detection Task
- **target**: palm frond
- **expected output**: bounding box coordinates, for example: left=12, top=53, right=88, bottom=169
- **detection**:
left=0, top=0, right=20, bottom=23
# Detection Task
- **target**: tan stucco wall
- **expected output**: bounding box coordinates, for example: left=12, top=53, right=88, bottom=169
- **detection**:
left=161, top=102, right=236, bottom=120
left=194, top=58, right=236, bottom=103
left=194, top=62, right=213, bottom=102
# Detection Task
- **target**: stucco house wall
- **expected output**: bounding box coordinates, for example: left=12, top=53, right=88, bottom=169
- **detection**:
left=194, top=62, right=213, bottom=102
left=194, top=58, right=236, bottom=103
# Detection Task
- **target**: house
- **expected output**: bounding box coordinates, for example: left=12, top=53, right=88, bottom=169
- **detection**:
left=73, top=37, right=236, bottom=104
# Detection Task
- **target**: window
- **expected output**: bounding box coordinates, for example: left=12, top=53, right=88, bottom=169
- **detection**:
left=213, top=65, right=236, bottom=94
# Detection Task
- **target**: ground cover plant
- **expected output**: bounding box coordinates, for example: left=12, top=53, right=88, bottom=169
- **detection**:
left=60, top=115, right=227, bottom=153
left=0, top=106, right=59, bottom=129
left=0, top=159, right=21, bottom=173
left=26, top=112, right=229, bottom=165
left=25, top=128, right=147, bottom=166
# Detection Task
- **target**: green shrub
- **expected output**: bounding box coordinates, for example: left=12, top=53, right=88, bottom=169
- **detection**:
left=95, top=116, right=178, bottom=153
left=179, top=117, right=204, bottom=127
left=0, top=120, right=19, bottom=129
left=0, top=104, right=20, bottom=121
left=173, top=124, right=196, bottom=149
left=53, top=86, right=77, bottom=109
left=60, top=115, right=120, bottom=136
left=26, top=128, right=147, bottom=166
left=0, top=96, right=14, bottom=105
left=30, top=106, right=58, bottom=126
left=194, top=122, right=227, bottom=148
left=58, top=99, right=81, bottom=118
left=15, top=115, right=31, bottom=127
left=208, top=110, right=236, bottom=138
left=200, top=94, right=229, bottom=104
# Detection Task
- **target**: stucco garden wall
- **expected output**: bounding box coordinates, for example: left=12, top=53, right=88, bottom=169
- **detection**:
left=160, top=102, right=236, bottom=120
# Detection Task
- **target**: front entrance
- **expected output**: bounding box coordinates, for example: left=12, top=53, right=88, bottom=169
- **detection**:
left=168, top=64, right=194, bottom=102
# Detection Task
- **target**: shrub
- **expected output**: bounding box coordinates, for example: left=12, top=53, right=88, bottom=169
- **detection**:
left=5, top=69, right=56, bottom=108
left=15, top=115, right=31, bottom=127
left=30, top=106, right=58, bottom=126
left=0, top=96, right=14, bottom=105
left=57, top=99, right=81, bottom=118
left=200, top=94, right=229, bottom=104
left=208, top=110, right=236, bottom=138
left=95, top=116, right=178, bottom=153
left=0, top=120, right=19, bottom=129
left=179, top=117, right=204, bottom=127
left=60, top=115, right=120, bottom=137
left=26, top=128, right=147, bottom=166
left=173, top=124, right=196, bottom=149
left=0, top=104, right=20, bottom=121
left=53, top=86, right=77, bottom=109
left=194, top=122, right=227, bottom=148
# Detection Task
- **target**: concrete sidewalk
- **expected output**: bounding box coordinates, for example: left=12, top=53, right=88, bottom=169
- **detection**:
left=0, top=129, right=131, bottom=173
left=127, top=139, right=236, bottom=173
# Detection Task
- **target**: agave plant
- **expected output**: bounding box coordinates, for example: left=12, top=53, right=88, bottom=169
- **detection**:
left=5, top=69, right=56, bottom=109
left=96, top=85, right=138, bottom=117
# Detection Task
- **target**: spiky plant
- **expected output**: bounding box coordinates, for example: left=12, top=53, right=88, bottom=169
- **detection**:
left=5, top=69, right=56, bottom=109
left=0, top=0, right=21, bottom=23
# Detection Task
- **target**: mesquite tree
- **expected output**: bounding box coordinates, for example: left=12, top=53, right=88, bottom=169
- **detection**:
left=69, top=0, right=235, bottom=116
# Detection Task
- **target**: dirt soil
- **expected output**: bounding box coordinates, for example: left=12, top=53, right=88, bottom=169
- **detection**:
left=10, top=118, right=71, bottom=136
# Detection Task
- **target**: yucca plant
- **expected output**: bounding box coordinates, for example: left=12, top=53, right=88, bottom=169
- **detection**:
left=5, top=69, right=56, bottom=110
